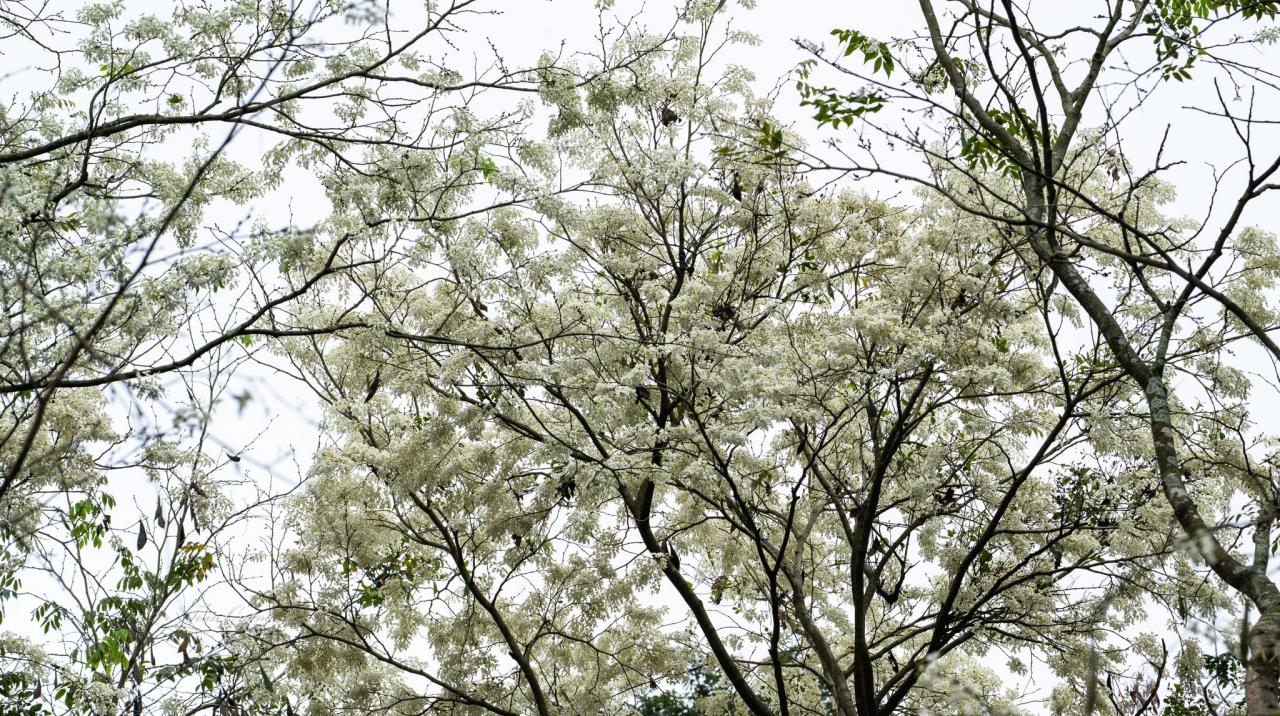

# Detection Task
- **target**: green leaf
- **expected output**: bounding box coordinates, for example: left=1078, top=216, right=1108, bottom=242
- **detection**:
left=797, top=85, right=887, bottom=128
left=100, top=62, right=137, bottom=80
left=830, top=28, right=895, bottom=77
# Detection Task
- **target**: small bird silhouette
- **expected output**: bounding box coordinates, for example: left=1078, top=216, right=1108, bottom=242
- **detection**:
left=364, top=369, right=382, bottom=402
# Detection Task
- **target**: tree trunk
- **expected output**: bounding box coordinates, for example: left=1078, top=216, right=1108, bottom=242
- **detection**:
left=1248, top=606, right=1280, bottom=715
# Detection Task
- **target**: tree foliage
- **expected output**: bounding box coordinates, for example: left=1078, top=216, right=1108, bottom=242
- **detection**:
left=3, top=0, right=1280, bottom=714
left=798, top=0, right=1280, bottom=712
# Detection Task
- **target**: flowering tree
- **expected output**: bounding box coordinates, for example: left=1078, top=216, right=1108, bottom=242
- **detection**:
left=4, top=0, right=1267, bottom=713
left=252, top=5, right=1195, bottom=714
left=0, top=0, right=665, bottom=713
left=797, top=0, right=1280, bottom=711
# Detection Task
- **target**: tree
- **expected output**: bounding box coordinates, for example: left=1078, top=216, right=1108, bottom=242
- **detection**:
left=0, top=0, right=666, bottom=712
left=6, top=0, right=1266, bottom=712
left=255, top=4, right=1193, bottom=713
left=798, top=0, right=1280, bottom=711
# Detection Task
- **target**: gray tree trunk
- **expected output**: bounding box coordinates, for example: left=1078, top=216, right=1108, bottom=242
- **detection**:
left=1249, top=607, right=1280, bottom=715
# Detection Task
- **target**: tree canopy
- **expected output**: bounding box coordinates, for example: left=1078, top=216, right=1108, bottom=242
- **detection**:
left=3, top=0, right=1280, bottom=714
